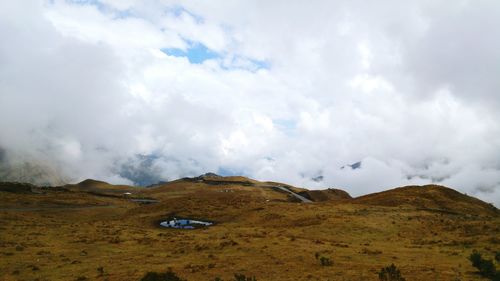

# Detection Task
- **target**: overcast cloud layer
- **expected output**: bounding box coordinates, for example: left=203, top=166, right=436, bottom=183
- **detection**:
left=1, top=1, right=500, bottom=205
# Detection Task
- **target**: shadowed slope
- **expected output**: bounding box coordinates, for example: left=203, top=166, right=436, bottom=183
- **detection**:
left=63, top=179, right=138, bottom=196
left=298, top=188, right=352, bottom=202
left=0, top=182, right=39, bottom=193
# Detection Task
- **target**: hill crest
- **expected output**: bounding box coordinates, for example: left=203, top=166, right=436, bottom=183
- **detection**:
left=1, top=176, right=498, bottom=216
left=353, top=184, right=498, bottom=216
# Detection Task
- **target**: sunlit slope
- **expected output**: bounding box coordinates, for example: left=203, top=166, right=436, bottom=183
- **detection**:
left=141, top=175, right=294, bottom=202
left=1, top=177, right=499, bottom=280
left=353, top=184, right=498, bottom=216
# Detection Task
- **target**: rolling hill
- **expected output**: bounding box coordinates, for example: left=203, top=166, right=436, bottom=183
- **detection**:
left=1, top=176, right=499, bottom=281
left=352, top=184, right=499, bottom=216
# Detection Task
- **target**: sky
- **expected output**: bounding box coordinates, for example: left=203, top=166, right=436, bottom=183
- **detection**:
left=0, top=0, right=500, bottom=205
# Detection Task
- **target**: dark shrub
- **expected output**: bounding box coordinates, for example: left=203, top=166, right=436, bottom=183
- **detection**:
left=469, top=251, right=483, bottom=268
left=378, top=264, right=406, bottom=281
left=468, top=251, right=500, bottom=281
left=233, top=273, right=257, bottom=281
left=319, top=256, right=333, bottom=266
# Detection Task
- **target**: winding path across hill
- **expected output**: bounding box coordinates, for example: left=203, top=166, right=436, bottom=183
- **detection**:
left=273, top=186, right=313, bottom=203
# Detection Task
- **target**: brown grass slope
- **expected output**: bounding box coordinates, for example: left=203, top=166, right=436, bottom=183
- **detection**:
left=0, top=182, right=68, bottom=194
left=143, top=175, right=353, bottom=203
left=298, top=188, right=352, bottom=202
left=1, top=178, right=500, bottom=280
left=141, top=176, right=293, bottom=203
left=353, top=184, right=499, bottom=216
left=0, top=182, right=38, bottom=193
left=63, top=179, right=139, bottom=196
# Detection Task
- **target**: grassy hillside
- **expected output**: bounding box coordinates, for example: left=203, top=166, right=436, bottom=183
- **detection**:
left=353, top=184, right=499, bottom=216
left=0, top=178, right=499, bottom=280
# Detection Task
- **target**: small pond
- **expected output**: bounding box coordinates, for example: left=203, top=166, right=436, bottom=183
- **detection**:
left=160, top=218, right=213, bottom=229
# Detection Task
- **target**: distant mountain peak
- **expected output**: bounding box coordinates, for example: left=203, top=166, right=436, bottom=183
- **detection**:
left=201, top=172, right=222, bottom=178
left=311, top=175, right=324, bottom=182
left=78, top=179, right=109, bottom=186
left=341, top=161, right=362, bottom=170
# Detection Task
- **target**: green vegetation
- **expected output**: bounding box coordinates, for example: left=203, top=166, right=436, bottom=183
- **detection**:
left=378, top=264, right=406, bottom=281
left=233, top=274, right=257, bottom=281
left=469, top=251, right=500, bottom=281
left=319, top=256, right=333, bottom=266
left=314, top=252, right=333, bottom=266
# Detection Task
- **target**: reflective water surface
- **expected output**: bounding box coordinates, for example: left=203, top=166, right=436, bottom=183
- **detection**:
left=160, top=218, right=213, bottom=229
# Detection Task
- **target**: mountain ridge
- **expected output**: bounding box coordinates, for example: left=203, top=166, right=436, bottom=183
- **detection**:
left=2, top=174, right=498, bottom=216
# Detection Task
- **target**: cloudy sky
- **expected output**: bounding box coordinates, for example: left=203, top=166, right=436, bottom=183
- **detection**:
left=1, top=1, right=499, bottom=204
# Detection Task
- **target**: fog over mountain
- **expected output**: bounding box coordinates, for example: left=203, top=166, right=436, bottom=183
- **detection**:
left=1, top=1, right=499, bottom=205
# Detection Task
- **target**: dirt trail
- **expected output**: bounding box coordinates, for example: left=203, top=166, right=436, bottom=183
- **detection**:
left=273, top=186, right=313, bottom=203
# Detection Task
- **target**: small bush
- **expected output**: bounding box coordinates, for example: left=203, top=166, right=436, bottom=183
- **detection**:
left=470, top=251, right=483, bottom=268
left=468, top=251, right=500, bottom=281
left=378, top=264, right=406, bottom=281
left=97, top=266, right=104, bottom=276
left=212, top=275, right=257, bottom=281
left=233, top=273, right=257, bottom=281
left=140, top=270, right=186, bottom=281
left=319, top=256, right=333, bottom=266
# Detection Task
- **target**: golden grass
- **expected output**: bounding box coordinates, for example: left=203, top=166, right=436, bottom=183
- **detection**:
left=1, top=181, right=499, bottom=281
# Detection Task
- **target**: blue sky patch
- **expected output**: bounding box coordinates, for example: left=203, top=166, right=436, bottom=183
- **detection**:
left=273, top=119, right=297, bottom=136
left=161, top=43, right=270, bottom=71
left=161, top=43, right=220, bottom=64
left=67, top=0, right=107, bottom=11
left=112, top=9, right=133, bottom=19
left=249, top=59, right=269, bottom=70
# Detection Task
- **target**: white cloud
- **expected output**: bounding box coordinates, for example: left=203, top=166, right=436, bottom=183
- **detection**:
left=0, top=1, right=499, bottom=206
